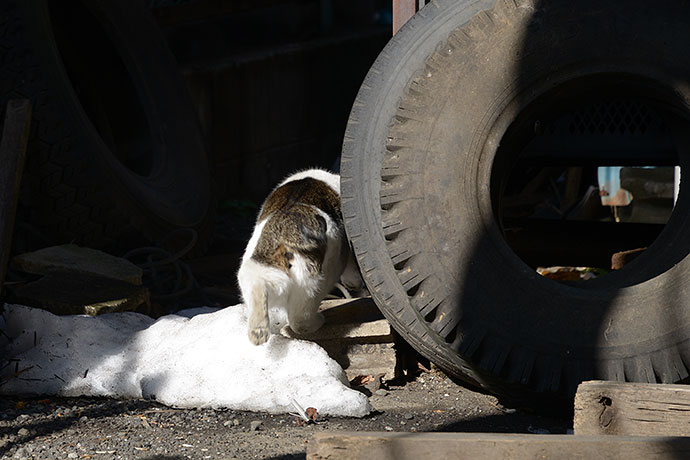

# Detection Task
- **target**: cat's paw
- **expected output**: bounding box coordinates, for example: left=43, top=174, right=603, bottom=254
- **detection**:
left=249, top=327, right=270, bottom=345
left=290, top=311, right=325, bottom=335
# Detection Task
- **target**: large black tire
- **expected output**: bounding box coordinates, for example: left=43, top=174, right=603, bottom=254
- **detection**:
left=342, top=0, right=690, bottom=407
left=1, top=0, right=215, bottom=254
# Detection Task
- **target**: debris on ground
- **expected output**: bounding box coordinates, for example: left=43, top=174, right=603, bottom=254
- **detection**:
left=291, top=398, right=319, bottom=426
left=536, top=266, right=604, bottom=281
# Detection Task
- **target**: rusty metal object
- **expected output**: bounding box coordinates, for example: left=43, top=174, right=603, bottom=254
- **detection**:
left=611, top=248, right=646, bottom=270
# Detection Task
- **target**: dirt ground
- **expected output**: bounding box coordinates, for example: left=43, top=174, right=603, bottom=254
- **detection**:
left=0, top=367, right=571, bottom=460
left=1, top=208, right=573, bottom=460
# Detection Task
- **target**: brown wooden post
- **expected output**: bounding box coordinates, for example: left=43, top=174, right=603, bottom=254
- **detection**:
left=392, top=0, right=417, bottom=34
left=0, top=99, right=32, bottom=296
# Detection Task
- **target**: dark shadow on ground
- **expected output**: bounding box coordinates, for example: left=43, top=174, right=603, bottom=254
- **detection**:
left=0, top=396, right=164, bottom=458
left=142, top=456, right=186, bottom=460
left=264, top=455, right=305, bottom=460
left=433, top=411, right=570, bottom=435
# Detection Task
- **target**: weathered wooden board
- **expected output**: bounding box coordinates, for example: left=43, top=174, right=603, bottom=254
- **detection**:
left=574, top=380, right=690, bottom=436
left=12, top=244, right=143, bottom=285
left=10, top=273, right=150, bottom=316
left=0, top=99, right=31, bottom=295
left=307, top=432, right=690, bottom=460
left=393, top=0, right=417, bottom=35
left=309, top=297, right=399, bottom=380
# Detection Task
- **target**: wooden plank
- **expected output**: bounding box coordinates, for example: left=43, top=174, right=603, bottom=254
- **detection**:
left=574, top=380, right=690, bottom=436
left=392, top=0, right=417, bottom=35
left=0, top=99, right=31, bottom=296
left=10, top=273, right=150, bottom=316
left=12, top=244, right=143, bottom=285
left=307, top=432, right=690, bottom=460
left=294, top=298, right=399, bottom=380
left=317, top=297, right=392, bottom=339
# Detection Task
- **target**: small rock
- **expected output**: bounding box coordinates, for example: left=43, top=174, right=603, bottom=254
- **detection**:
left=404, top=413, right=414, bottom=420
left=250, top=421, right=262, bottom=431
left=233, top=419, right=240, bottom=426
left=384, top=426, right=393, bottom=432
left=375, top=389, right=389, bottom=396
left=68, top=453, right=78, bottom=459
left=79, top=416, right=89, bottom=422
left=12, top=447, right=29, bottom=459
left=17, top=428, right=29, bottom=437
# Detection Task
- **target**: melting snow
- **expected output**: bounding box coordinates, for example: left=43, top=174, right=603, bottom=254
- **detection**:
left=0, top=304, right=371, bottom=417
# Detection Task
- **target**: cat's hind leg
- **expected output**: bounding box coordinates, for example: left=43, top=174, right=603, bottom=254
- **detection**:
left=247, top=282, right=270, bottom=345
left=238, top=258, right=274, bottom=345
left=286, top=289, right=325, bottom=335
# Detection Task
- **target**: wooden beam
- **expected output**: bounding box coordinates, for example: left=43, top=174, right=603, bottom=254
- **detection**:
left=307, top=432, right=690, bottom=460
left=392, top=0, right=417, bottom=35
left=574, top=380, right=690, bottom=436
left=0, top=99, right=31, bottom=296
left=289, top=298, right=400, bottom=380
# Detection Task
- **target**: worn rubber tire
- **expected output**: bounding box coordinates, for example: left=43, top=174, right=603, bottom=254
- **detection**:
left=1, top=0, right=215, bottom=254
left=341, top=0, right=690, bottom=407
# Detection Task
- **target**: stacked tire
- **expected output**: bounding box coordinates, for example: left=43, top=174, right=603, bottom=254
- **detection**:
left=1, top=0, right=215, bottom=254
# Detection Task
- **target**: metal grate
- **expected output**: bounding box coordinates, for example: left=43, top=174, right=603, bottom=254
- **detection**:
left=567, top=100, right=658, bottom=136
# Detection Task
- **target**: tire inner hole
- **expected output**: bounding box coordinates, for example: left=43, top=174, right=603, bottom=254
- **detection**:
left=494, top=82, right=683, bottom=283
left=48, top=0, right=157, bottom=178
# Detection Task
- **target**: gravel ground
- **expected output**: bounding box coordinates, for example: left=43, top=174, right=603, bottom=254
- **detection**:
left=0, top=368, right=571, bottom=459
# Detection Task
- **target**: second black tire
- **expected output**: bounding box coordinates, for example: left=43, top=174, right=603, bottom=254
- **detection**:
left=3, top=0, right=215, bottom=254
left=341, top=0, right=690, bottom=406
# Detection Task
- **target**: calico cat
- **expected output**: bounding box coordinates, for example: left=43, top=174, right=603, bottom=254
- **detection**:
left=237, top=169, right=361, bottom=345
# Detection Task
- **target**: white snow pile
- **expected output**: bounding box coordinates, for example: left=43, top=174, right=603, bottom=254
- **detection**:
left=0, top=304, right=371, bottom=417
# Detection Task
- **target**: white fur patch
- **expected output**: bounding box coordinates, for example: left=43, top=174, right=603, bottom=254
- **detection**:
left=278, top=168, right=340, bottom=194
left=238, top=257, right=290, bottom=299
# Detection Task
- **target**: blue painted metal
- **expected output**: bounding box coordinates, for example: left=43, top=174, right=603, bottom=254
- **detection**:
left=597, top=166, right=633, bottom=207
